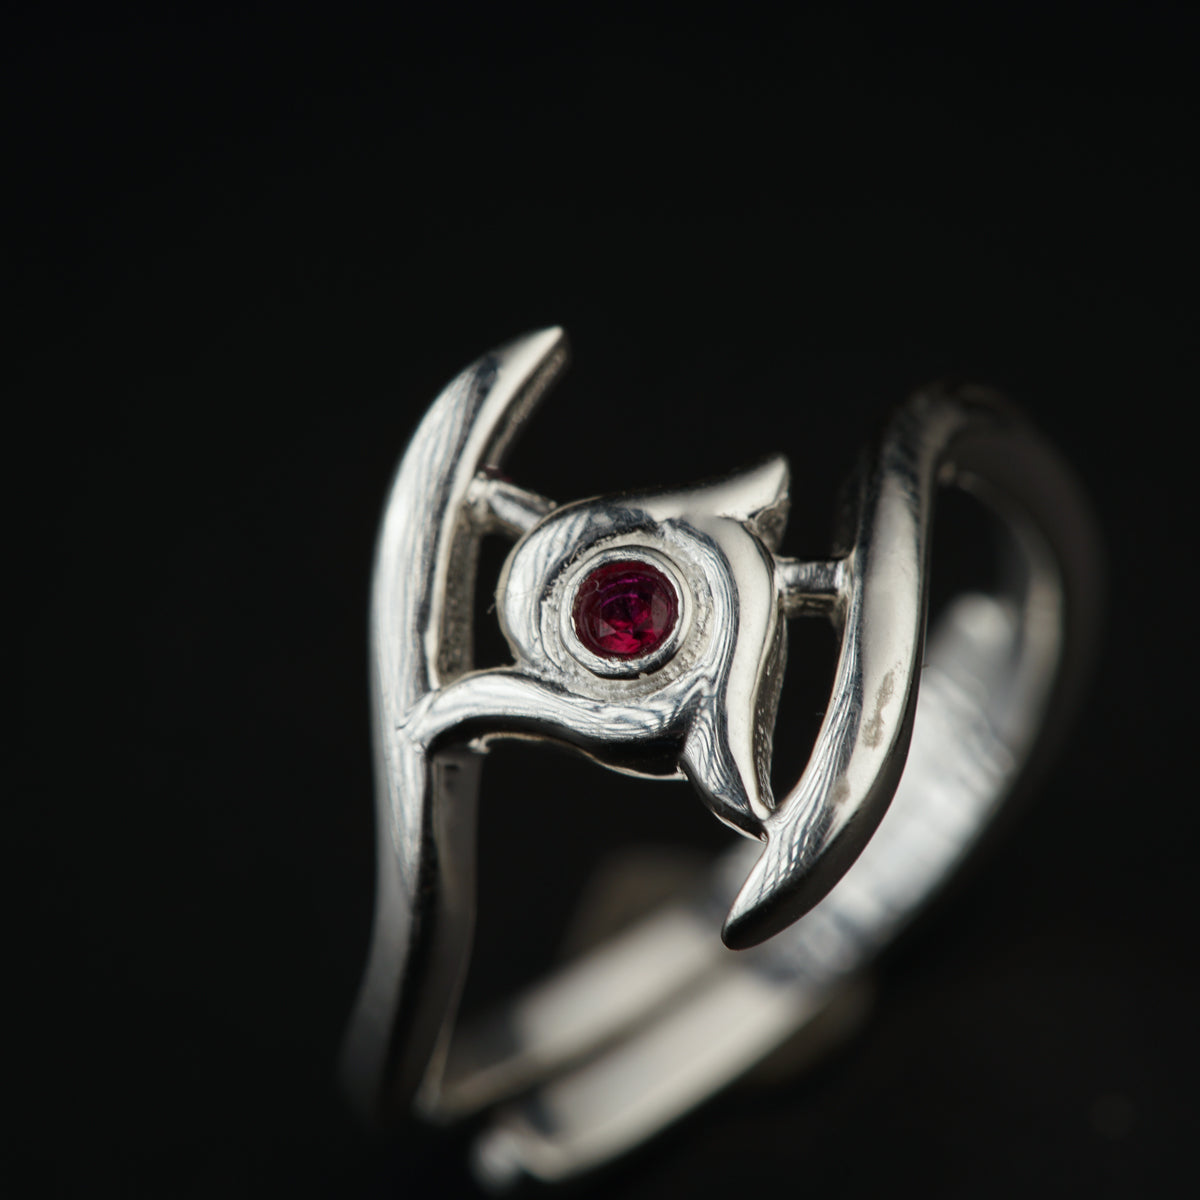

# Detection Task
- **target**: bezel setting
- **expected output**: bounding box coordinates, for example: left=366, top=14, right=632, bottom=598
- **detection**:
left=559, top=545, right=692, bottom=679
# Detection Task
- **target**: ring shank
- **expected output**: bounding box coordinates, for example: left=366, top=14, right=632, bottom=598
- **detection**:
left=416, top=395, right=1100, bottom=1187
left=341, top=336, right=1101, bottom=1189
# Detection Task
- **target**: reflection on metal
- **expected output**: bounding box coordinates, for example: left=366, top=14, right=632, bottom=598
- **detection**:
left=341, top=328, right=1101, bottom=1186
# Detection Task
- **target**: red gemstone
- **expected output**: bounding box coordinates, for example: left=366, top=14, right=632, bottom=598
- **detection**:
left=573, top=560, right=678, bottom=659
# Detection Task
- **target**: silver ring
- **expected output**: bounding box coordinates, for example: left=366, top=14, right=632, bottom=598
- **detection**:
left=340, top=327, right=1101, bottom=1188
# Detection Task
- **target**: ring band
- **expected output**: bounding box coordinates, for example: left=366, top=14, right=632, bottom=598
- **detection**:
left=340, top=328, right=1101, bottom=1186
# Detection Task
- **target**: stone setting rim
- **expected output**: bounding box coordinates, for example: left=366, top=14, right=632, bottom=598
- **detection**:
left=573, top=558, right=679, bottom=661
left=560, top=545, right=690, bottom=679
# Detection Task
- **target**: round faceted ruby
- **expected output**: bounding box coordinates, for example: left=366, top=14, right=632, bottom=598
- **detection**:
left=572, top=559, right=678, bottom=659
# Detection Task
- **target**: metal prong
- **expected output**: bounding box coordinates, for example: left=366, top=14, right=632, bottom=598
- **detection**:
left=777, top=556, right=846, bottom=617
left=467, top=474, right=557, bottom=538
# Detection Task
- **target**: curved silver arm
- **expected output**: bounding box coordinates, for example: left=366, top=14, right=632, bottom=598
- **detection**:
left=725, top=388, right=1099, bottom=946
left=340, top=329, right=568, bottom=1121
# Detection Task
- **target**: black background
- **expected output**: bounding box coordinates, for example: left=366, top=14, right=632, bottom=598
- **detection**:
left=10, top=4, right=1198, bottom=1197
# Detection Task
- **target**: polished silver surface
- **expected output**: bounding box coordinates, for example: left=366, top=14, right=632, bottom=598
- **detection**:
left=341, top=328, right=1101, bottom=1187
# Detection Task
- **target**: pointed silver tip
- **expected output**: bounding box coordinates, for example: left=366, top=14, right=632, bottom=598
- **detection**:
left=720, top=832, right=841, bottom=950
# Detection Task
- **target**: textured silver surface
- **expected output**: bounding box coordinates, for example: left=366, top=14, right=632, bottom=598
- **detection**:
left=340, top=328, right=1101, bottom=1185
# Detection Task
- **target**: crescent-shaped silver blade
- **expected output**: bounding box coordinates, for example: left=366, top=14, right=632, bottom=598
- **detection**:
left=341, top=328, right=568, bottom=1121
